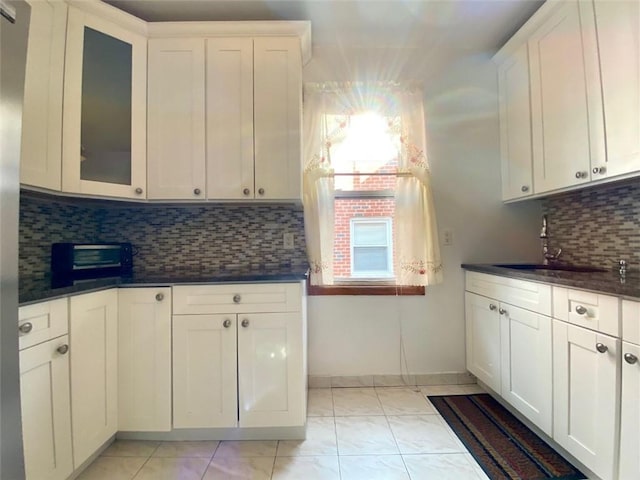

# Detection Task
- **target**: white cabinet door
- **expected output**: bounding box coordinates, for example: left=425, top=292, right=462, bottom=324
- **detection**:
left=20, top=0, right=66, bottom=191
left=500, top=304, right=552, bottom=436
left=553, top=320, right=619, bottom=480
left=173, top=314, right=237, bottom=428
left=62, top=6, right=147, bottom=199
left=147, top=38, right=206, bottom=200
left=465, top=292, right=501, bottom=393
left=529, top=0, right=604, bottom=193
left=593, top=0, right=640, bottom=179
left=620, top=341, right=640, bottom=480
left=497, top=42, right=533, bottom=200
left=238, top=312, right=304, bottom=427
left=20, top=336, right=73, bottom=480
left=206, top=38, right=254, bottom=200
left=118, top=288, right=171, bottom=432
left=69, top=289, right=118, bottom=468
left=254, top=37, right=302, bottom=201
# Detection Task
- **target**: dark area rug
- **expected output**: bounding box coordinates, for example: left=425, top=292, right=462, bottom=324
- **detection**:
left=428, top=394, right=585, bottom=480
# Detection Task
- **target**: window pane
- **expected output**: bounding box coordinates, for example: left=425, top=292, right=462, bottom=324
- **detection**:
left=353, top=222, right=387, bottom=245
left=353, top=247, right=389, bottom=273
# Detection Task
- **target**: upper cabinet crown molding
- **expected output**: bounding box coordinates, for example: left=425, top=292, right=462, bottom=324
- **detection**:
left=147, top=21, right=312, bottom=65
left=65, top=0, right=148, bottom=36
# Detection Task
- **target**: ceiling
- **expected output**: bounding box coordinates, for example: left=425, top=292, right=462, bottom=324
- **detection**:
left=104, top=0, right=544, bottom=52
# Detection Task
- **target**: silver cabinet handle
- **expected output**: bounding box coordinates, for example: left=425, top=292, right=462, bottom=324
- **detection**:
left=243, top=188, right=250, bottom=196
left=596, top=343, right=608, bottom=353
left=575, top=171, right=588, bottom=179
left=489, top=304, right=497, bottom=311
left=19, top=322, right=33, bottom=334
left=575, top=305, right=587, bottom=315
left=223, top=319, right=231, bottom=328
left=57, top=344, right=69, bottom=355
left=241, top=319, right=249, bottom=328
left=624, top=353, right=638, bottom=365
left=521, top=185, right=529, bottom=192
left=194, top=188, right=201, bottom=195
left=592, top=166, right=606, bottom=175
left=155, top=293, right=164, bottom=301
left=233, top=294, right=241, bottom=304
left=135, top=187, right=143, bottom=195
left=258, top=188, right=265, bottom=196
left=499, top=308, right=507, bottom=315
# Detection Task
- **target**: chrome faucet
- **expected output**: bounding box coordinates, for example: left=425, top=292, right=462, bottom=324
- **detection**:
left=540, top=215, right=562, bottom=265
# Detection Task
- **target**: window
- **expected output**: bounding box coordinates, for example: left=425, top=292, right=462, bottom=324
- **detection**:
left=330, top=112, right=400, bottom=283
left=350, top=218, right=393, bottom=278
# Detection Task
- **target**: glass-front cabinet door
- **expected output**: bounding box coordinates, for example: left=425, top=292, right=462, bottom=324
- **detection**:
left=62, top=6, right=147, bottom=199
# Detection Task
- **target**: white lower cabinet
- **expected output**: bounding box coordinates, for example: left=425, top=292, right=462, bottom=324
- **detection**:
left=172, top=282, right=307, bottom=431
left=553, top=320, right=620, bottom=480
left=619, top=341, right=640, bottom=480
left=69, top=289, right=118, bottom=468
left=500, top=304, right=552, bottom=436
left=19, top=335, right=73, bottom=480
left=465, top=292, right=501, bottom=393
left=238, top=312, right=305, bottom=427
left=173, top=314, right=238, bottom=428
left=118, top=288, right=172, bottom=432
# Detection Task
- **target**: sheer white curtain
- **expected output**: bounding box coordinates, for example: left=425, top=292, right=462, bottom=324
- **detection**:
left=302, top=89, right=335, bottom=285
left=302, top=82, right=443, bottom=286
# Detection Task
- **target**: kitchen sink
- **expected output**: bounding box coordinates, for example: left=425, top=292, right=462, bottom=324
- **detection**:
left=493, top=263, right=608, bottom=273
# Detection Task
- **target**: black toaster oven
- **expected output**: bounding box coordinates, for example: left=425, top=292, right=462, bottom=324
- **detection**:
left=51, top=242, right=133, bottom=279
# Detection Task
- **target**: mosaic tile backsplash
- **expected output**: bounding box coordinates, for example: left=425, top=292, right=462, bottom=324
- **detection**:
left=20, top=193, right=309, bottom=279
left=541, top=181, right=640, bottom=270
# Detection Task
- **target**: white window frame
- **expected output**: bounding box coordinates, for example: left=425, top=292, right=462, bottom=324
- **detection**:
left=349, top=217, right=394, bottom=279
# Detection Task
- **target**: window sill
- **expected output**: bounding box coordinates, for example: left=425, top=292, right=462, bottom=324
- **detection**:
left=307, top=282, right=425, bottom=296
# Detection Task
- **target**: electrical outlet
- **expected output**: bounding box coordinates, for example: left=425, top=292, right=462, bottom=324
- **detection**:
left=442, top=229, right=453, bottom=246
left=283, top=233, right=295, bottom=249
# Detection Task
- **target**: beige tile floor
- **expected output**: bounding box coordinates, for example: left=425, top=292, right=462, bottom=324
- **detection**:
left=77, top=384, right=490, bottom=480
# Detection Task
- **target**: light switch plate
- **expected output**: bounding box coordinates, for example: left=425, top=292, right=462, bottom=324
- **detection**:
left=283, top=233, right=294, bottom=249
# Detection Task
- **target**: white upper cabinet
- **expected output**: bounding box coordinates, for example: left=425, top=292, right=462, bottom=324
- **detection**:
left=497, top=43, right=533, bottom=200
left=62, top=5, right=147, bottom=200
left=253, top=37, right=302, bottom=201
left=147, top=38, right=206, bottom=200
left=593, top=0, right=640, bottom=179
left=20, top=0, right=67, bottom=191
left=206, top=38, right=255, bottom=200
left=529, top=0, right=604, bottom=194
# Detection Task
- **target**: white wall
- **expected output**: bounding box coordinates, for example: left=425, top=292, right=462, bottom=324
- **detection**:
left=304, top=47, right=542, bottom=376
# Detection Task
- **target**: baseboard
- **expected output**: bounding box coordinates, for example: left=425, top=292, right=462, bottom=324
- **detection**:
left=308, top=371, right=477, bottom=388
left=116, top=425, right=306, bottom=441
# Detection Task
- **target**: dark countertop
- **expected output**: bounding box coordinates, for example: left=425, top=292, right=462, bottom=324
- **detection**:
left=19, top=268, right=309, bottom=306
left=462, top=264, right=640, bottom=301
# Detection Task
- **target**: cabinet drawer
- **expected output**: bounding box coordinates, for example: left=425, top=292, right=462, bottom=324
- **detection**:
left=19, top=298, right=68, bottom=351
left=622, top=300, right=640, bottom=345
left=465, top=272, right=551, bottom=315
left=553, top=287, right=619, bottom=337
left=173, top=283, right=301, bottom=314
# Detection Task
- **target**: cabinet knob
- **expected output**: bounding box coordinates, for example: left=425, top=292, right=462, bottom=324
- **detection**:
left=241, top=318, right=250, bottom=328
left=521, top=185, right=529, bottom=193
left=592, top=166, right=606, bottom=175
left=135, top=187, right=143, bottom=195
left=233, top=294, right=241, bottom=304
left=624, top=353, right=638, bottom=365
left=243, top=188, right=250, bottom=196
left=194, top=188, right=201, bottom=195
left=575, top=305, right=587, bottom=315
left=596, top=343, right=608, bottom=354
left=18, top=322, right=33, bottom=334
left=489, top=304, right=497, bottom=311
left=56, top=344, right=69, bottom=355
left=258, top=188, right=265, bottom=196
left=499, top=308, right=507, bottom=315
left=155, top=293, right=164, bottom=302
left=575, top=171, right=588, bottom=179
left=223, top=319, right=231, bottom=328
